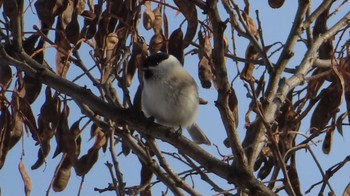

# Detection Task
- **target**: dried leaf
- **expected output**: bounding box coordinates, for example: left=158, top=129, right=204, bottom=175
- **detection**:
left=12, top=93, right=38, bottom=137
left=37, top=87, right=61, bottom=141
left=74, top=148, right=99, bottom=176
left=18, top=161, right=32, bottom=196
left=80, top=10, right=96, bottom=21
left=241, top=42, right=259, bottom=82
left=336, top=112, right=347, bottom=136
left=31, top=141, right=50, bottom=170
left=197, top=32, right=214, bottom=89
left=152, top=5, right=162, bottom=34
left=70, top=119, right=82, bottom=157
left=149, top=33, right=166, bottom=54
left=140, top=159, right=153, bottom=196
left=310, top=82, right=342, bottom=133
left=257, top=158, right=274, bottom=179
left=105, top=33, right=119, bottom=63
left=3, top=0, right=19, bottom=19
left=126, top=35, right=147, bottom=86
left=143, top=1, right=154, bottom=30
left=322, top=127, right=335, bottom=154
left=168, top=28, right=184, bottom=65
left=242, top=12, right=259, bottom=39
left=90, top=123, right=107, bottom=151
left=306, top=68, right=329, bottom=99
left=23, top=73, right=42, bottom=104
left=65, top=11, right=80, bottom=45
left=0, top=64, right=12, bottom=90
left=228, top=88, right=239, bottom=128
left=55, top=17, right=72, bottom=78
left=268, top=0, right=285, bottom=9
left=0, top=105, right=11, bottom=169
left=23, top=34, right=40, bottom=56
left=35, top=0, right=69, bottom=31
left=53, top=105, right=77, bottom=164
left=7, top=106, right=23, bottom=151
left=254, top=156, right=266, bottom=171
left=287, top=165, right=302, bottom=196
left=52, top=157, right=72, bottom=192
left=77, top=0, right=86, bottom=14
left=174, top=0, right=197, bottom=48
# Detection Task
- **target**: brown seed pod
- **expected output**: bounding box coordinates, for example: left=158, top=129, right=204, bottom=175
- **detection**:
left=143, top=1, right=154, bottom=30
left=268, top=0, right=285, bottom=9
left=149, top=33, right=166, bottom=54
left=18, top=161, right=32, bottom=196
left=168, top=28, right=184, bottom=65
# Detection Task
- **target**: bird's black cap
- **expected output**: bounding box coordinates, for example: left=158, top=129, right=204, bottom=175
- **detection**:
left=143, top=53, right=169, bottom=68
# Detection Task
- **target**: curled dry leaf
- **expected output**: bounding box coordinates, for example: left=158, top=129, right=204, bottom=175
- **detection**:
left=306, top=68, right=329, bottom=99
left=277, top=96, right=300, bottom=155
left=65, top=11, right=80, bottom=45
left=310, top=82, right=342, bottom=133
left=74, top=148, right=99, bottom=176
left=31, top=141, right=50, bottom=170
left=257, top=157, right=274, bottom=180
left=80, top=10, right=96, bottom=22
left=143, top=1, right=154, bottom=30
left=149, top=33, right=166, bottom=54
left=23, top=34, right=40, bottom=56
left=105, top=33, right=119, bottom=64
left=76, top=0, right=86, bottom=14
left=52, top=157, right=72, bottom=192
left=152, top=5, right=162, bottom=34
left=70, top=119, right=82, bottom=157
left=60, top=0, right=74, bottom=29
left=241, top=42, right=259, bottom=82
left=268, top=0, right=285, bottom=9
left=174, top=0, right=198, bottom=48
left=34, top=0, right=69, bottom=31
left=56, top=12, right=73, bottom=78
left=12, top=93, right=38, bottom=137
left=242, top=12, right=259, bottom=39
left=38, top=87, right=61, bottom=141
left=8, top=107, right=23, bottom=151
left=54, top=105, right=77, bottom=164
left=90, top=123, right=107, bottom=151
left=168, top=28, right=184, bottom=65
left=18, top=161, right=32, bottom=196
left=197, top=31, right=214, bottom=89
left=127, top=35, right=147, bottom=86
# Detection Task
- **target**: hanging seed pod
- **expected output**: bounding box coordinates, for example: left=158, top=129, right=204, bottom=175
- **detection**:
left=143, top=1, right=154, bottom=30
left=149, top=33, right=166, bottom=54
left=268, top=0, right=285, bottom=9
left=197, top=32, right=214, bottom=89
left=168, top=28, right=184, bottom=64
left=152, top=5, right=162, bottom=34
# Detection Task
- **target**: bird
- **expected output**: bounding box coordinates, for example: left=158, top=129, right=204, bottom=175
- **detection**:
left=141, top=52, right=211, bottom=145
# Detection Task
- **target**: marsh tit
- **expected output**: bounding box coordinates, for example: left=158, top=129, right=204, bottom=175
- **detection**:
left=141, top=52, right=211, bottom=145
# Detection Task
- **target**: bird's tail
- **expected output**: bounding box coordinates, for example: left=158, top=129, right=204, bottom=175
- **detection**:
left=188, top=123, right=211, bottom=145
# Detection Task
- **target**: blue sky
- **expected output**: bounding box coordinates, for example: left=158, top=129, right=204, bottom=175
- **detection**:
left=1, top=1, right=350, bottom=195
